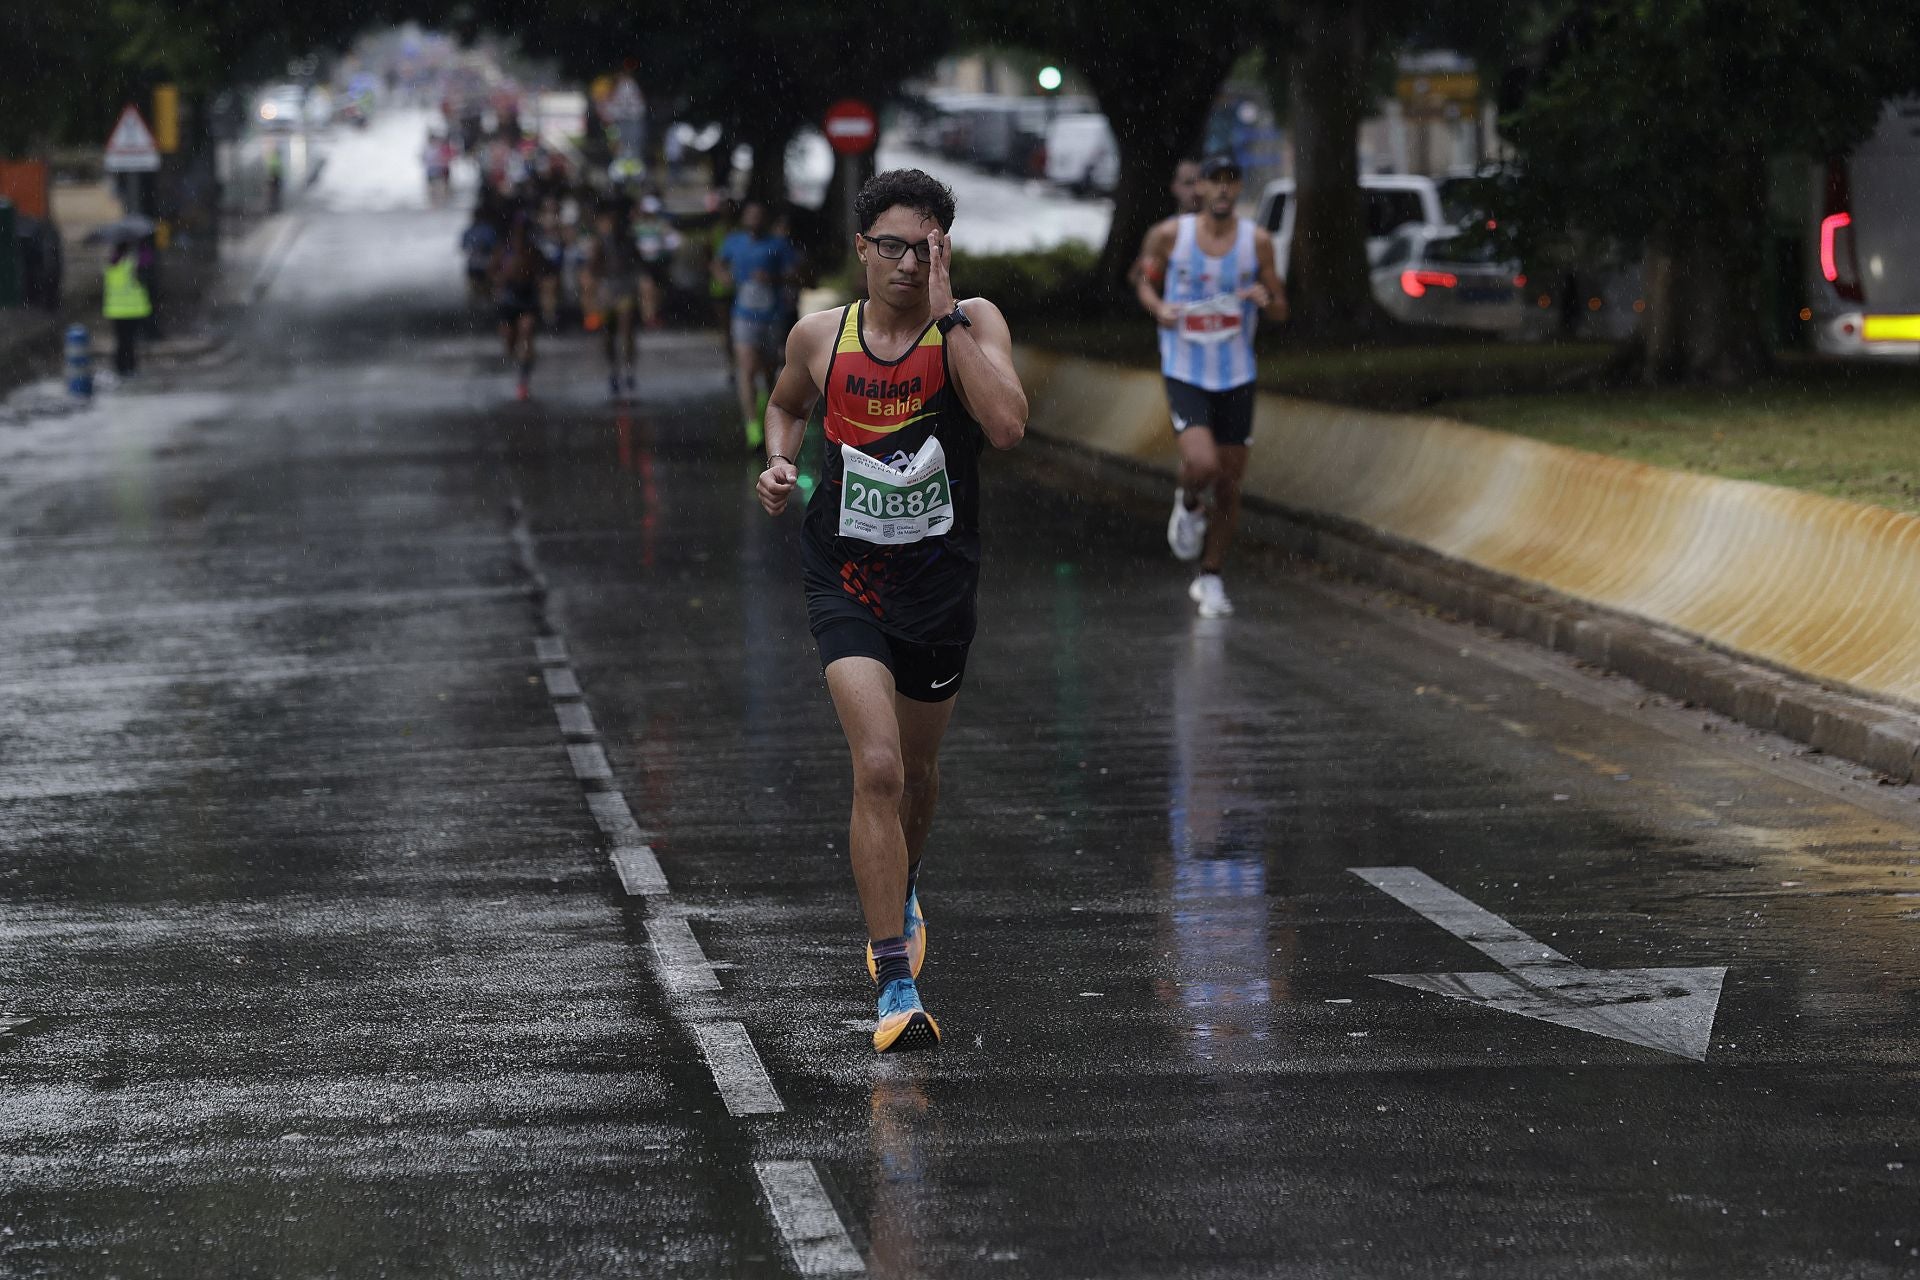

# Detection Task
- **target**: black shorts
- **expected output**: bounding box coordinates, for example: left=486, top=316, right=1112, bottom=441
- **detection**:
left=496, top=288, right=537, bottom=325
left=814, top=617, right=970, bottom=703
left=1165, top=378, right=1256, bottom=447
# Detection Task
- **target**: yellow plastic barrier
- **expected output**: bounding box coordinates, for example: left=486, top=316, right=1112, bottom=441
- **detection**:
left=1016, top=347, right=1920, bottom=708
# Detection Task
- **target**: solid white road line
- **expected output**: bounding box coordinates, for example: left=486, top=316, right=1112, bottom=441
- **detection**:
left=646, top=917, right=721, bottom=994
left=543, top=667, right=583, bottom=700
left=754, top=1160, right=865, bottom=1274
left=611, top=845, right=669, bottom=896
left=694, top=1021, right=785, bottom=1116
left=533, top=636, right=569, bottom=665
left=567, top=743, right=613, bottom=785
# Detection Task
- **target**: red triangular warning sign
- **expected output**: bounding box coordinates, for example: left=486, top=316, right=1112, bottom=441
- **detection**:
left=105, top=106, right=161, bottom=172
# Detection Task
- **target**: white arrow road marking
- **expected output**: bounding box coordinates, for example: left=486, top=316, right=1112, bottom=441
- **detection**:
left=1351, top=866, right=1726, bottom=1061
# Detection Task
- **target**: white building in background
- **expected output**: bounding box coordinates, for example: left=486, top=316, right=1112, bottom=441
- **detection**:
left=911, top=47, right=1506, bottom=185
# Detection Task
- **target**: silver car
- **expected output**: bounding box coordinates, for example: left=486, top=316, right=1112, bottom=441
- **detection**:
left=1370, top=225, right=1541, bottom=335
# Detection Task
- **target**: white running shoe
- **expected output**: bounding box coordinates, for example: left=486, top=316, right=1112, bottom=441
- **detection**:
left=1167, top=489, right=1208, bottom=561
left=1189, top=573, right=1234, bottom=618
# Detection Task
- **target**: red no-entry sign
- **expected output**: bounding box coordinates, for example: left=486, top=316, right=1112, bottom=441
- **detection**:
left=823, top=100, right=878, bottom=155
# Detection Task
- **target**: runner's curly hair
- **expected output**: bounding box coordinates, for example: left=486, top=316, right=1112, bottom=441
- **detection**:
left=855, top=169, right=956, bottom=233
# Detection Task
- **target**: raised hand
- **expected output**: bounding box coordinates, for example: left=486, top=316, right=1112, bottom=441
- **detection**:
left=927, top=228, right=956, bottom=318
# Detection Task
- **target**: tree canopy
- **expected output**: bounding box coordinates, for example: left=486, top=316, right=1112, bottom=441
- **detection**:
left=1499, top=0, right=1920, bottom=382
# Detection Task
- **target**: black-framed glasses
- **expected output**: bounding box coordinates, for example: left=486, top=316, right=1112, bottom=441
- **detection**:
left=861, top=233, right=933, bottom=263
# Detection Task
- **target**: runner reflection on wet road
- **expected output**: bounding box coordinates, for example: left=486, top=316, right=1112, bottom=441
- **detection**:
left=1160, top=617, right=1280, bottom=1063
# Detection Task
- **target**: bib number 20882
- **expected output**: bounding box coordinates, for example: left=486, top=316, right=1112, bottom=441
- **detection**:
left=845, top=476, right=943, bottom=520
left=838, top=438, right=953, bottom=546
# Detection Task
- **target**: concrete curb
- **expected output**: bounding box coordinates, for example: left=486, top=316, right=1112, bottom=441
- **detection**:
left=1014, top=349, right=1920, bottom=785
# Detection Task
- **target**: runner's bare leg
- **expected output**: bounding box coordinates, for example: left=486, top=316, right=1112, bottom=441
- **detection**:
left=827, top=657, right=911, bottom=939
left=1175, top=423, right=1220, bottom=507
left=896, top=691, right=957, bottom=874
left=1200, top=443, right=1248, bottom=574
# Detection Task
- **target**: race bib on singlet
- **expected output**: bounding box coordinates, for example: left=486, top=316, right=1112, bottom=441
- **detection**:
left=1177, top=293, right=1244, bottom=345
left=838, top=436, right=954, bottom=546
left=736, top=278, right=778, bottom=313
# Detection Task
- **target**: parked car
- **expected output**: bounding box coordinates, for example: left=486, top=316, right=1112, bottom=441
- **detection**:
left=1044, top=113, right=1118, bottom=196
left=1256, top=174, right=1447, bottom=275
left=1807, top=97, right=1920, bottom=358
left=1370, top=224, right=1541, bottom=335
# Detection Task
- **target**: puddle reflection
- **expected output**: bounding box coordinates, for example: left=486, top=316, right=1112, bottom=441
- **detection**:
left=865, top=1074, right=938, bottom=1277
left=1155, top=618, right=1288, bottom=1062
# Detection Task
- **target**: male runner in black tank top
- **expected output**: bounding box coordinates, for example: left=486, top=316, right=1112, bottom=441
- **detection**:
left=755, top=170, right=1028, bottom=1053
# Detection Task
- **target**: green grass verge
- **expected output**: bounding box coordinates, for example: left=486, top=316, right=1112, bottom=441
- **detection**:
left=1024, top=317, right=1615, bottom=409
left=1440, top=359, right=1920, bottom=515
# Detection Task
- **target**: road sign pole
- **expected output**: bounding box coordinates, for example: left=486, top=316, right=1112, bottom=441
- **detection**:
left=822, top=100, right=878, bottom=272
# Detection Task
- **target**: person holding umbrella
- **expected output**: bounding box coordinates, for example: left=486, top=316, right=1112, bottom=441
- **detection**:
left=101, top=231, right=155, bottom=379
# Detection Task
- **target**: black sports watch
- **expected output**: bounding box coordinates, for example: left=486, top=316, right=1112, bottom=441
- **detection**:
left=936, top=304, right=971, bottom=336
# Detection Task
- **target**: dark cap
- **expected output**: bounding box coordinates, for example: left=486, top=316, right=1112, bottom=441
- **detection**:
left=1199, top=153, right=1242, bottom=179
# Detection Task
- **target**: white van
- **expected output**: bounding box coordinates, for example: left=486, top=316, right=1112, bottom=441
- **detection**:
left=1255, top=174, right=1447, bottom=275
left=1044, top=114, right=1119, bottom=195
left=1808, top=98, right=1920, bottom=358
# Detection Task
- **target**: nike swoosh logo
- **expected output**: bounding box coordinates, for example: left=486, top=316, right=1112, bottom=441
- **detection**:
left=929, top=673, right=959, bottom=689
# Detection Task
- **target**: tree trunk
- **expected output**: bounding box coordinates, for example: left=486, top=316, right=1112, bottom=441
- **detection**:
left=818, top=146, right=878, bottom=271
left=740, top=114, right=800, bottom=206
left=1634, top=145, right=1771, bottom=384
left=1085, top=47, right=1236, bottom=302
left=1285, top=0, right=1385, bottom=343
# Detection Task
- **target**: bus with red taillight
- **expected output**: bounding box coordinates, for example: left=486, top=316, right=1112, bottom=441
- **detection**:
left=1811, top=98, right=1920, bottom=358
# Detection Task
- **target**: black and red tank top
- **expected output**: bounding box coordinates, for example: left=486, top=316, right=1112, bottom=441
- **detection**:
left=802, top=301, right=985, bottom=644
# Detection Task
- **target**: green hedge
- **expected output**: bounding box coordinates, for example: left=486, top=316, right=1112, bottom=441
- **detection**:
left=949, top=242, right=1100, bottom=319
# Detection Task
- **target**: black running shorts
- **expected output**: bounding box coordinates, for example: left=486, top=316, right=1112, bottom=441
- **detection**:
left=814, top=617, right=970, bottom=703
left=1164, top=377, right=1256, bottom=447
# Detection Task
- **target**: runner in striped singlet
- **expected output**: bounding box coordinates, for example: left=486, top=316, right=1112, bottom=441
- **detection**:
left=1135, top=153, right=1289, bottom=619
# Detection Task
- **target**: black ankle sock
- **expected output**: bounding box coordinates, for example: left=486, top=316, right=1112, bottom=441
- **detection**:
left=871, top=935, right=912, bottom=988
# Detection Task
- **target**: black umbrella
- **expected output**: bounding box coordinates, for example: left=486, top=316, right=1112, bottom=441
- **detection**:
left=84, top=216, right=158, bottom=244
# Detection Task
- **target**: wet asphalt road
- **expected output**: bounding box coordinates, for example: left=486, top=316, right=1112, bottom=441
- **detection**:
left=2, top=191, right=1918, bottom=1280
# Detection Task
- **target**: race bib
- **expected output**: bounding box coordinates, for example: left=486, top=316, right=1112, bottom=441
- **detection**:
left=838, top=437, right=954, bottom=546
left=737, top=279, right=778, bottom=312
left=1178, top=293, right=1244, bottom=345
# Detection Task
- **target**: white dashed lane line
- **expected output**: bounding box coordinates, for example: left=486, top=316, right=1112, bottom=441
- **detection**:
left=587, top=790, right=653, bottom=844
left=611, top=845, right=669, bottom=896
left=754, top=1161, right=866, bottom=1274
left=566, top=742, right=614, bottom=785
left=554, top=702, right=596, bottom=738
left=512, top=509, right=867, bottom=1273
left=646, top=916, right=723, bottom=995
left=695, top=1022, right=786, bottom=1117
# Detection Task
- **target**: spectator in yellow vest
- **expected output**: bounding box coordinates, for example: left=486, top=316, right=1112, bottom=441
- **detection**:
left=102, top=243, right=153, bottom=378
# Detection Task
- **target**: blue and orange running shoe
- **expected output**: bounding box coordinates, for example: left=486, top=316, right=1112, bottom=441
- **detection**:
left=865, top=891, right=926, bottom=983
left=873, top=977, right=941, bottom=1054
